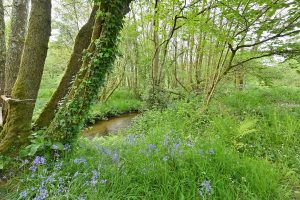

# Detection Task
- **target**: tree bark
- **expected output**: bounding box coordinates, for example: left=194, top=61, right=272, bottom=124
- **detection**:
left=4, top=0, right=29, bottom=96
left=45, top=0, right=132, bottom=143
left=0, top=0, right=51, bottom=154
left=34, top=5, right=99, bottom=129
left=0, top=0, right=5, bottom=98
left=152, top=0, right=160, bottom=91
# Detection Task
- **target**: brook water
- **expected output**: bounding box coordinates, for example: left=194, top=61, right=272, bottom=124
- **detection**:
left=82, top=113, right=138, bottom=138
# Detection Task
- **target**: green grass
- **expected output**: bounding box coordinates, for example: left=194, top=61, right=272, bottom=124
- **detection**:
left=5, top=133, right=289, bottom=200
left=88, top=89, right=143, bottom=120
left=4, top=86, right=300, bottom=199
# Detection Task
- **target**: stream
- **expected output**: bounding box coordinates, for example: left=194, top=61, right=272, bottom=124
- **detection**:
left=82, top=113, right=139, bottom=138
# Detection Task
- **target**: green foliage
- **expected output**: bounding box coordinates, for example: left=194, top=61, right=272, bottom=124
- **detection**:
left=89, top=89, right=142, bottom=120
left=19, top=131, right=65, bottom=157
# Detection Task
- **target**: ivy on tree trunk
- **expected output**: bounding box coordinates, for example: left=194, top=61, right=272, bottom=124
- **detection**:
left=45, top=0, right=132, bottom=144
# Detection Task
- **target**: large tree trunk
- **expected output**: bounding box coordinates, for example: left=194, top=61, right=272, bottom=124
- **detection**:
left=0, top=0, right=51, bottom=154
left=34, top=5, right=99, bottom=129
left=0, top=0, right=5, bottom=119
left=45, top=0, right=132, bottom=144
left=4, top=0, right=29, bottom=96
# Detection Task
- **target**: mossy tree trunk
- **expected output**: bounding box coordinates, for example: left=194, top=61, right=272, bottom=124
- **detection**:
left=45, top=0, right=132, bottom=144
left=34, top=5, right=99, bottom=129
left=4, top=0, right=29, bottom=96
left=0, top=0, right=5, bottom=110
left=0, top=0, right=51, bottom=154
left=2, top=0, right=29, bottom=123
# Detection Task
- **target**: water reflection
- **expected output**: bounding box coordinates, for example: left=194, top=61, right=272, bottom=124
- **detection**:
left=82, top=113, right=138, bottom=138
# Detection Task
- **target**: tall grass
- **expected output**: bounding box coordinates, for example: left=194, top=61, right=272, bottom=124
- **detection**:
left=5, top=86, right=299, bottom=199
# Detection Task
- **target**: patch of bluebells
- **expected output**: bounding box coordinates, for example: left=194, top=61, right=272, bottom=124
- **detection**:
left=33, top=156, right=46, bottom=165
left=112, top=152, right=120, bottom=166
left=54, top=161, right=63, bottom=171
left=146, top=144, right=158, bottom=156
left=29, top=165, right=37, bottom=173
left=74, top=157, right=87, bottom=164
left=199, top=180, right=213, bottom=197
left=91, top=170, right=99, bottom=186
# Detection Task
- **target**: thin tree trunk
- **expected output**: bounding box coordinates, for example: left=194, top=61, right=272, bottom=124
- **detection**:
left=0, top=0, right=5, bottom=98
left=152, top=0, right=160, bottom=91
left=34, top=5, right=99, bottom=129
left=4, top=0, right=29, bottom=96
left=0, top=0, right=51, bottom=154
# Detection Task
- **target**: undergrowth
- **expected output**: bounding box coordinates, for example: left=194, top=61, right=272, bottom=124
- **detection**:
left=2, top=86, right=300, bottom=199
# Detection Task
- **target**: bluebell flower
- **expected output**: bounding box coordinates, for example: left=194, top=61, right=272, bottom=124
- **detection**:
left=163, top=135, right=168, bottom=146
left=174, top=143, right=180, bottom=149
left=90, top=170, right=99, bottom=186
left=64, top=144, right=71, bottom=151
left=127, top=135, right=135, bottom=144
left=19, top=190, right=27, bottom=199
left=74, top=157, right=87, bottom=164
left=91, top=179, right=98, bottom=185
left=208, top=148, right=215, bottom=155
left=54, top=161, right=63, bottom=170
left=52, top=144, right=59, bottom=150
left=29, top=165, right=37, bottom=172
left=34, top=186, right=48, bottom=200
left=33, top=156, right=46, bottom=165
left=23, top=159, right=29, bottom=165
left=199, top=180, right=212, bottom=197
left=147, top=144, right=158, bottom=155
left=73, top=171, right=79, bottom=177
left=163, top=156, right=169, bottom=161
left=100, top=179, right=108, bottom=184
left=112, top=153, right=120, bottom=163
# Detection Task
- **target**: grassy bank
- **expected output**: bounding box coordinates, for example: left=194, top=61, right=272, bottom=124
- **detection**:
left=3, top=86, right=300, bottom=199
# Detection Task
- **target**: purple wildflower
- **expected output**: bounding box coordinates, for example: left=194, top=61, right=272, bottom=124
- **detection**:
left=199, top=180, right=212, bottom=197
left=54, top=161, right=63, bottom=170
left=29, top=165, right=37, bottom=172
left=163, top=135, right=168, bottom=146
left=112, top=153, right=120, bottom=163
left=33, top=156, right=46, bottom=165
left=23, top=159, right=29, bottom=165
left=19, top=190, right=27, bottom=199
left=74, top=171, right=79, bottom=177
left=147, top=144, right=158, bottom=155
left=90, top=170, right=99, bottom=186
left=74, top=157, right=87, bottom=164
left=100, top=179, right=108, bottom=184
left=64, top=144, right=71, bottom=151
left=163, top=156, right=169, bottom=161
left=209, top=148, right=215, bottom=155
